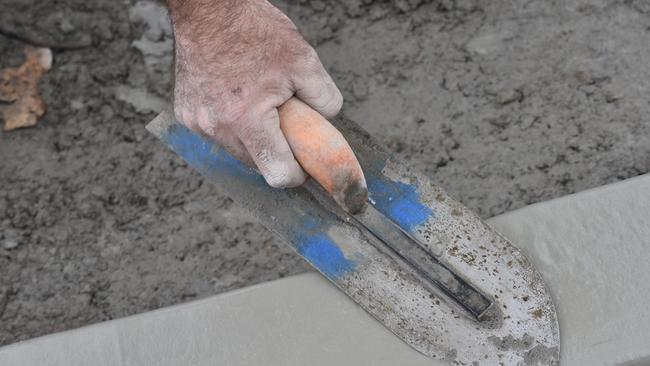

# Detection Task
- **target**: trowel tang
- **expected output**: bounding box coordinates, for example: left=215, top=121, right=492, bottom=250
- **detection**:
left=302, top=180, right=493, bottom=321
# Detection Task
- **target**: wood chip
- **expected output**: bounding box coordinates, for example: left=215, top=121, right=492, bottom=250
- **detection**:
left=0, top=46, right=52, bottom=131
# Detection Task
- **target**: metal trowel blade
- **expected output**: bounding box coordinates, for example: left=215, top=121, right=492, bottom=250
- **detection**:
left=147, top=110, right=560, bottom=365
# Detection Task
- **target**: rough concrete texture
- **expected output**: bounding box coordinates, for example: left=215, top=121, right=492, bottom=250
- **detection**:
left=2, top=174, right=649, bottom=365
left=0, top=0, right=649, bottom=346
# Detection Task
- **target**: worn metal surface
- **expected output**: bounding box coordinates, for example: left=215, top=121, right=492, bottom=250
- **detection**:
left=146, top=110, right=560, bottom=364
left=303, top=179, right=493, bottom=321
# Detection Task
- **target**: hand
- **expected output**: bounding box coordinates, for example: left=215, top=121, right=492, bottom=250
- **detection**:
left=168, top=0, right=344, bottom=188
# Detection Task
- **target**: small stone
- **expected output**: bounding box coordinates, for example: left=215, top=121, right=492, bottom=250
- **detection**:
left=70, top=99, right=84, bottom=110
left=63, top=263, right=76, bottom=275
left=82, top=256, right=98, bottom=266
left=402, top=115, right=416, bottom=125
left=100, top=105, right=115, bottom=121
left=1, top=238, right=19, bottom=250
left=96, top=21, right=114, bottom=41
left=352, top=79, right=368, bottom=100
left=519, top=115, right=538, bottom=129
left=393, top=0, right=412, bottom=12
left=81, top=283, right=93, bottom=293
left=132, top=37, right=173, bottom=57
left=78, top=202, right=99, bottom=220
left=342, top=0, right=364, bottom=17
left=495, top=89, right=523, bottom=105
left=310, top=0, right=326, bottom=11
left=466, top=32, right=506, bottom=55
left=91, top=186, right=107, bottom=200
left=487, top=115, right=513, bottom=128
left=604, top=90, right=622, bottom=103
left=129, top=1, right=172, bottom=41
left=114, top=85, right=166, bottom=114
left=575, top=70, right=594, bottom=85
left=369, top=4, right=390, bottom=20
left=59, top=18, right=76, bottom=33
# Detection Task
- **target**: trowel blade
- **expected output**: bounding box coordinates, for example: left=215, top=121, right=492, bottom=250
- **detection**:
left=147, top=110, right=560, bottom=365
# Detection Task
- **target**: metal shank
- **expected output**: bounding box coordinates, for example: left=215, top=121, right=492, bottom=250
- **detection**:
left=303, top=180, right=493, bottom=321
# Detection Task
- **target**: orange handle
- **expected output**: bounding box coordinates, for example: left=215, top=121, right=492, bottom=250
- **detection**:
left=278, top=98, right=367, bottom=214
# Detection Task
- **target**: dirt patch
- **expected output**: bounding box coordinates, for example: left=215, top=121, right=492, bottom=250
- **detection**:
left=1, top=0, right=649, bottom=346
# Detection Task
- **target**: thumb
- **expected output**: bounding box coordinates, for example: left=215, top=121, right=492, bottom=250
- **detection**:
left=292, top=59, right=343, bottom=119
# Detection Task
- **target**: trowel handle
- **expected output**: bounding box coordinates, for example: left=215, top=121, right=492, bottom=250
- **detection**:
left=278, top=97, right=368, bottom=214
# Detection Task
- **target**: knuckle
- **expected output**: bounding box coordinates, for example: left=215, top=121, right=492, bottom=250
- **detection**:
left=330, top=89, right=344, bottom=113
left=173, top=104, right=188, bottom=123
left=219, top=102, right=247, bottom=128
left=305, top=47, right=319, bottom=61
left=311, top=86, right=342, bottom=116
left=301, top=47, right=322, bottom=71
left=253, top=147, right=272, bottom=164
left=196, top=118, right=217, bottom=137
left=174, top=106, right=200, bottom=132
left=237, top=122, right=260, bottom=145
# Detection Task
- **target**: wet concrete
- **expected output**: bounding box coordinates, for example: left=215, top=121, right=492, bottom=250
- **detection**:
left=1, top=0, right=650, bottom=345
left=2, top=174, right=649, bottom=364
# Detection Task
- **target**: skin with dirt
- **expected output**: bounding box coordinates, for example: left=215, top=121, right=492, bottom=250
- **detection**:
left=1, top=0, right=649, bottom=347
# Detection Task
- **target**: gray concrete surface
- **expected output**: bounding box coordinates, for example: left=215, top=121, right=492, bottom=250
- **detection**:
left=1, top=0, right=650, bottom=346
left=2, top=174, right=649, bottom=365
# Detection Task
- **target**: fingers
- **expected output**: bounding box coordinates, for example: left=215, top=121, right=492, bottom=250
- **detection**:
left=177, top=96, right=306, bottom=188
left=177, top=103, right=257, bottom=168
left=214, top=133, right=257, bottom=169
left=292, top=51, right=343, bottom=119
left=236, top=107, right=307, bottom=188
left=173, top=103, right=200, bottom=133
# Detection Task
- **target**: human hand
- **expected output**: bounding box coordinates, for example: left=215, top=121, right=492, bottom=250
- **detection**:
left=168, top=0, right=344, bottom=188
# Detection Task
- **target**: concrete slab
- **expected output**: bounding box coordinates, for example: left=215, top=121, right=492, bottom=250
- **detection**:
left=1, top=174, right=649, bottom=365
left=490, top=174, right=650, bottom=365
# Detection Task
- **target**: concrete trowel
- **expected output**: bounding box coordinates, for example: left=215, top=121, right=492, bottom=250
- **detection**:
left=147, top=97, right=560, bottom=365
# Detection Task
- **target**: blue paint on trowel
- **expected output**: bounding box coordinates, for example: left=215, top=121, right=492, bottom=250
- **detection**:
left=295, top=217, right=356, bottom=279
left=163, top=123, right=266, bottom=186
left=299, top=234, right=356, bottom=278
left=164, top=123, right=356, bottom=280
left=366, top=171, right=434, bottom=231
left=160, top=120, right=431, bottom=280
